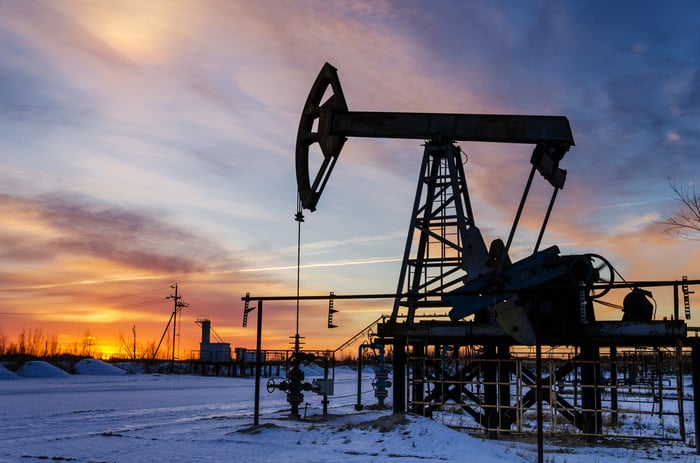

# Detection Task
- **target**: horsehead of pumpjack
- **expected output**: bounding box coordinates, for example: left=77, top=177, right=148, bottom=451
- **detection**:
left=295, top=62, right=621, bottom=345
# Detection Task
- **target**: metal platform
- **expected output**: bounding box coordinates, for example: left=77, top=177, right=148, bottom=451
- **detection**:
left=378, top=319, right=687, bottom=347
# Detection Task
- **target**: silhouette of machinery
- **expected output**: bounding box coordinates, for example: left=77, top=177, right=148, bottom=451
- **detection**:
left=295, top=63, right=685, bottom=435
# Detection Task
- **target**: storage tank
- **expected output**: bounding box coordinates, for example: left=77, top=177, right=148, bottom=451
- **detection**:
left=200, top=319, right=211, bottom=344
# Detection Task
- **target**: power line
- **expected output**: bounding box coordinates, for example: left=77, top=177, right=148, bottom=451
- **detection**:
left=120, top=298, right=171, bottom=309
left=0, top=286, right=171, bottom=307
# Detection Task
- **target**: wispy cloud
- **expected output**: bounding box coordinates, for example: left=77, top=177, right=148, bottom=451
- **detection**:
left=0, top=193, right=224, bottom=273
left=240, top=256, right=402, bottom=273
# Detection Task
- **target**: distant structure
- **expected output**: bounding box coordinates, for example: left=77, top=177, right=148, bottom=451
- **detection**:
left=197, top=319, right=231, bottom=362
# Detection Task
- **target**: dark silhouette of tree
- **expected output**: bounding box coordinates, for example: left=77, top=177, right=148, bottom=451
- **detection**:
left=659, top=180, right=700, bottom=240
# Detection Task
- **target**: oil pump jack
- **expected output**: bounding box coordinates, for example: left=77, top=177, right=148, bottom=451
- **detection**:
left=297, top=63, right=612, bottom=340
left=295, top=63, right=686, bottom=434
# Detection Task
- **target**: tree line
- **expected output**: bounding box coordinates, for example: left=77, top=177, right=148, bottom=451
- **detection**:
left=0, top=326, right=163, bottom=361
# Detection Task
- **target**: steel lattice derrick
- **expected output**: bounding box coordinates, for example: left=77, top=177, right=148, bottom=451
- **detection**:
left=390, top=142, right=487, bottom=324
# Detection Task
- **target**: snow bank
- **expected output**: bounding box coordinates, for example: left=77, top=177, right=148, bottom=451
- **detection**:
left=0, top=368, right=695, bottom=462
left=300, top=363, right=324, bottom=376
left=74, top=358, right=126, bottom=376
left=113, top=362, right=145, bottom=374
left=0, top=364, right=20, bottom=380
left=16, top=361, right=71, bottom=378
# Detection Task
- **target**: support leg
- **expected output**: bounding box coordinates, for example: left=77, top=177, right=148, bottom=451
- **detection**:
left=498, top=344, right=511, bottom=434
left=580, top=344, right=601, bottom=439
left=610, top=346, right=618, bottom=427
left=393, top=337, right=406, bottom=414
left=692, top=344, right=700, bottom=454
left=411, top=342, right=427, bottom=416
left=483, top=345, right=498, bottom=437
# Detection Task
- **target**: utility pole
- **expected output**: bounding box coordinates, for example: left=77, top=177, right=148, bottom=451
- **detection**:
left=166, top=284, right=188, bottom=373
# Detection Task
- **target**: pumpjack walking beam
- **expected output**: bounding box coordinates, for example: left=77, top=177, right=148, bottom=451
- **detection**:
left=296, top=62, right=574, bottom=213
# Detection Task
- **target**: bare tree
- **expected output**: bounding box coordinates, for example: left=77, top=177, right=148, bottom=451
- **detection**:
left=71, top=330, right=94, bottom=357
left=0, top=326, right=7, bottom=355
left=118, top=326, right=138, bottom=361
left=659, top=180, right=700, bottom=240
left=17, top=329, right=27, bottom=355
left=29, top=328, right=45, bottom=356
left=45, top=334, right=61, bottom=358
left=9, top=328, right=54, bottom=356
left=142, top=338, right=159, bottom=360
left=116, top=328, right=160, bottom=361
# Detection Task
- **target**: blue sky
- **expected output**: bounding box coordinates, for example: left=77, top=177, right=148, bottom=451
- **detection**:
left=0, top=0, right=699, bottom=356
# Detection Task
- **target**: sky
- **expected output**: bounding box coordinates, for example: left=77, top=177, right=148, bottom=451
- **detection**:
left=1, top=0, right=699, bottom=358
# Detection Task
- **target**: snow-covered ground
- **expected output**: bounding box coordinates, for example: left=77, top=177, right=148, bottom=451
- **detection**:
left=0, top=360, right=698, bottom=462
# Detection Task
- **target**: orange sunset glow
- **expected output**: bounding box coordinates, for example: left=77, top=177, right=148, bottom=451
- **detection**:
left=1, top=1, right=700, bottom=360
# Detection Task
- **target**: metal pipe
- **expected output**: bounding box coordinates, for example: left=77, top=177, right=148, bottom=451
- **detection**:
left=322, top=356, right=329, bottom=415
left=674, top=281, right=680, bottom=321
left=692, top=344, right=700, bottom=454
left=254, top=300, right=263, bottom=426
left=242, top=279, right=700, bottom=303
left=356, top=343, right=365, bottom=410
left=610, top=346, right=618, bottom=427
